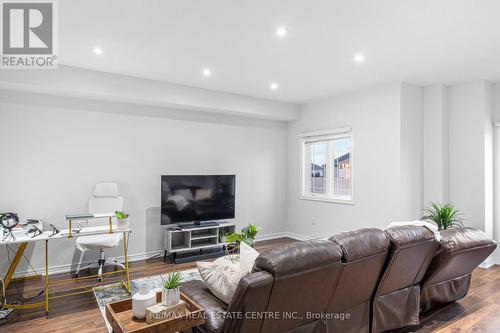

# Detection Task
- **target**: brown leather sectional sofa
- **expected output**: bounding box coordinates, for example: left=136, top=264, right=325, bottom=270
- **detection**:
left=181, top=226, right=496, bottom=333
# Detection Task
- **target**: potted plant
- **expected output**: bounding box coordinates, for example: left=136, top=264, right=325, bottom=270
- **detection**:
left=241, top=224, right=258, bottom=248
left=222, top=224, right=259, bottom=248
left=221, top=224, right=260, bottom=261
left=421, top=202, right=464, bottom=230
left=115, top=211, right=129, bottom=230
left=160, top=271, right=181, bottom=306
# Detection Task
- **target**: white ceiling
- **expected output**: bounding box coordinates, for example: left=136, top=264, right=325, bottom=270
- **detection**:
left=59, top=0, right=500, bottom=103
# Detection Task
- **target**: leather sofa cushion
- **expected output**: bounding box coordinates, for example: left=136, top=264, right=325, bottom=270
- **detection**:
left=180, top=279, right=227, bottom=333
left=329, top=228, right=389, bottom=261
left=440, top=227, right=496, bottom=253
left=385, top=225, right=435, bottom=247
left=254, top=239, right=342, bottom=277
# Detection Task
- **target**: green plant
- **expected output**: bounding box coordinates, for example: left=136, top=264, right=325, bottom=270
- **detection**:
left=160, top=271, right=182, bottom=290
left=115, top=211, right=129, bottom=220
left=421, top=202, right=464, bottom=230
left=241, top=224, right=258, bottom=239
left=222, top=224, right=259, bottom=248
left=223, top=232, right=245, bottom=243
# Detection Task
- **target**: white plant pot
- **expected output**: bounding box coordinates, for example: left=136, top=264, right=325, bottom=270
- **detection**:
left=162, top=287, right=180, bottom=306
left=117, top=218, right=129, bottom=230
left=132, top=284, right=156, bottom=320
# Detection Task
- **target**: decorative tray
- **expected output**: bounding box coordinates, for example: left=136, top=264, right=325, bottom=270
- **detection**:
left=105, top=292, right=205, bottom=333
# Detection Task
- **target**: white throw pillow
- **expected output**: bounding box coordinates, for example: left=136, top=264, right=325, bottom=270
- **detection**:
left=197, top=261, right=248, bottom=304
left=239, top=241, right=259, bottom=274
left=387, top=220, right=442, bottom=241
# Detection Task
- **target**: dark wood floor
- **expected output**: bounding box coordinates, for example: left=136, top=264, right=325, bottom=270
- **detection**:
left=1, top=237, right=499, bottom=332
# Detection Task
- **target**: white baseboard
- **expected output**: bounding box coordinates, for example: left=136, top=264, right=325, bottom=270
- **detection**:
left=284, top=232, right=314, bottom=241
left=479, top=256, right=500, bottom=269
left=255, top=232, right=288, bottom=241
left=257, top=231, right=315, bottom=241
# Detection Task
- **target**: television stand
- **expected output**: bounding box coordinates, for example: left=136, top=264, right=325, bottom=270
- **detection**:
left=163, top=222, right=236, bottom=263
left=179, top=221, right=219, bottom=230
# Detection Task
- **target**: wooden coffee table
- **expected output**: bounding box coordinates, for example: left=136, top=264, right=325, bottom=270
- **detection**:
left=105, top=292, right=205, bottom=333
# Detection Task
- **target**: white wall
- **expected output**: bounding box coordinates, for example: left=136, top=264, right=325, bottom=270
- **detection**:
left=484, top=83, right=494, bottom=238
left=285, top=80, right=497, bottom=248
left=423, top=85, right=449, bottom=204
left=492, top=85, right=500, bottom=260
left=400, top=83, right=424, bottom=216
left=285, top=83, right=424, bottom=238
left=447, top=81, right=493, bottom=231
left=0, top=96, right=287, bottom=274
left=493, top=84, right=500, bottom=121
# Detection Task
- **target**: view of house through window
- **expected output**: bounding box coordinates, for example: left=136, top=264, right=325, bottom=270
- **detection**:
left=302, top=131, right=353, bottom=202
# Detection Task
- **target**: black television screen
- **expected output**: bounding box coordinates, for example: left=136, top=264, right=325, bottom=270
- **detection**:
left=161, top=175, right=235, bottom=225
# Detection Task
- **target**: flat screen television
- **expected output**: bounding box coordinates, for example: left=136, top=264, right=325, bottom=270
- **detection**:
left=161, top=175, right=235, bottom=225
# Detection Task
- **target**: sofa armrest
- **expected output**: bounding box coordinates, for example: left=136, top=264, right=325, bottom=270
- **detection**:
left=223, top=271, right=274, bottom=333
left=440, top=228, right=497, bottom=253
left=181, top=280, right=227, bottom=333
left=421, top=228, right=497, bottom=292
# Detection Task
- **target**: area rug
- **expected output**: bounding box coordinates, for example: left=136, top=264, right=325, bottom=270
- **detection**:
left=93, top=268, right=202, bottom=332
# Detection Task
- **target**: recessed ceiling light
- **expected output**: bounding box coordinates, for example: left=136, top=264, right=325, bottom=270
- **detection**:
left=276, top=26, right=288, bottom=38
left=353, top=53, right=365, bottom=63
left=93, top=47, right=103, bottom=55
left=202, top=68, right=211, bottom=77
left=270, top=83, right=279, bottom=90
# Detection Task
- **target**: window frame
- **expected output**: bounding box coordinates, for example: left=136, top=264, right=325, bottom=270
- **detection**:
left=300, top=128, right=355, bottom=205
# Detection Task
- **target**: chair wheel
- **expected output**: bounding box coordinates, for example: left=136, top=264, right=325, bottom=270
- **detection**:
left=97, top=277, right=102, bottom=282
left=74, top=273, right=79, bottom=278
left=114, top=265, right=118, bottom=271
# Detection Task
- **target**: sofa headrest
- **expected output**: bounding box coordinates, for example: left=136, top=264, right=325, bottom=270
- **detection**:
left=329, top=228, right=390, bottom=262
left=254, top=239, right=342, bottom=277
left=94, top=183, right=119, bottom=197
left=439, top=227, right=497, bottom=253
left=385, top=225, right=435, bottom=247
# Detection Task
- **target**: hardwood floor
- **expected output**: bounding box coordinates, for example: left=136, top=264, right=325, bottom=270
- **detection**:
left=1, top=237, right=498, bottom=332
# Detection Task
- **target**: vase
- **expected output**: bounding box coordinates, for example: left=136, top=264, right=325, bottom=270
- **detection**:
left=117, top=218, right=129, bottom=230
left=162, top=287, right=180, bottom=306
left=132, top=284, right=156, bottom=319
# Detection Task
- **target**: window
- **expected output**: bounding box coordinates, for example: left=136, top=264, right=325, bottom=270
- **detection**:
left=301, top=128, right=353, bottom=203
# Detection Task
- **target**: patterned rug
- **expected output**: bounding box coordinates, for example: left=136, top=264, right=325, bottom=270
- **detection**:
left=93, top=268, right=202, bottom=332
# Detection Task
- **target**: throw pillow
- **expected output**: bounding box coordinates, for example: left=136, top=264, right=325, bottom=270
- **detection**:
left=239, top=241, right=259, bottom=274
left=197, top=261, right=248, bottom=304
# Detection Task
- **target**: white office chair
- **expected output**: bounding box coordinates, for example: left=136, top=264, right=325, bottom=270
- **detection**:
left=75, top=183, right=125, bottom=281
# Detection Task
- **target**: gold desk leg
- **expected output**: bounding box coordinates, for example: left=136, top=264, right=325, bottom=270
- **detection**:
left=68, top=220, right=72, bottom=239
left=45, top=240, right=49, bottom=315
left=109, top=216, right=113, bottom=234
left=4, top=242, right=28, bottom=289
left=123, top=232, right=131, bottom=293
